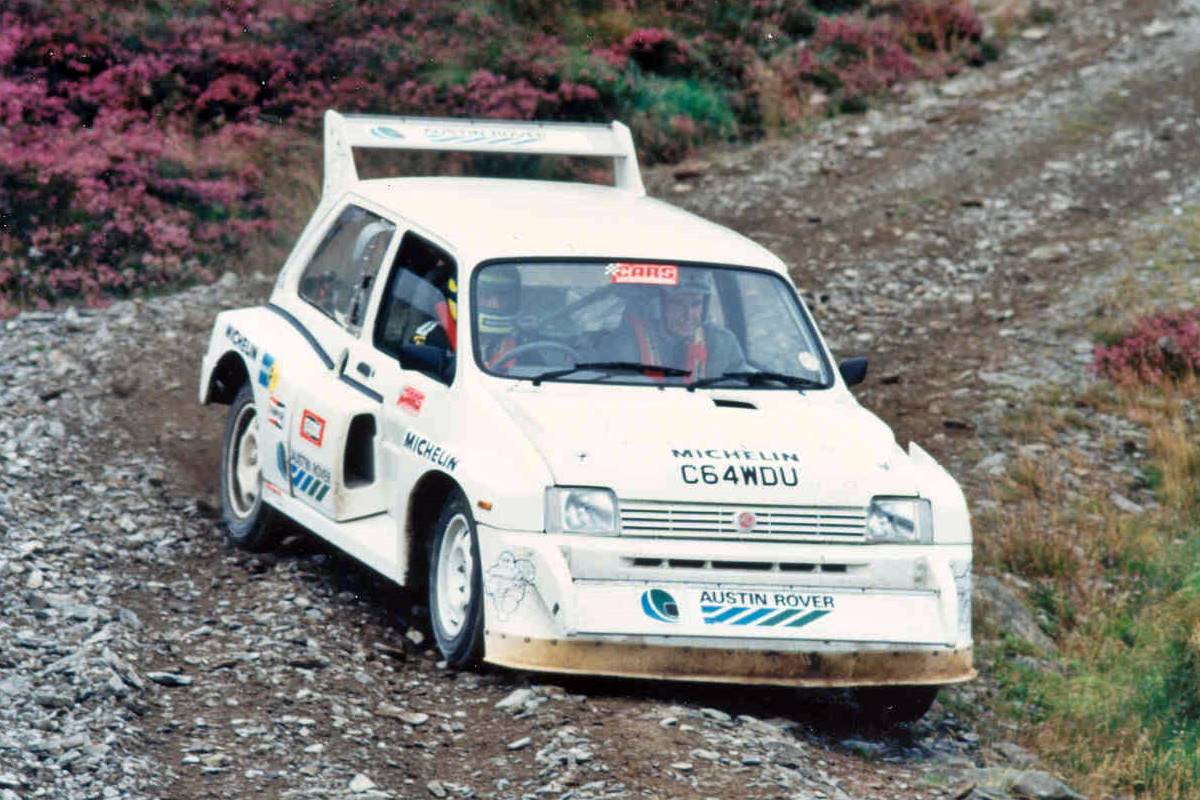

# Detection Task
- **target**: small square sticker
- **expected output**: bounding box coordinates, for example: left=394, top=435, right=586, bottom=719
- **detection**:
left=300, top=409, right=325, bottom=447
left=397, top=386, right=425, bottom=416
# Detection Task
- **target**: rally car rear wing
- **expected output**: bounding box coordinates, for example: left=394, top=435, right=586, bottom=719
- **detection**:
left=323, top=110, right=645, bottom=198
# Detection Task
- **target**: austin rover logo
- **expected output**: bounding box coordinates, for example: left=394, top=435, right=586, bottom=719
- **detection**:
left=640, top=588, right=679, bottom=623
left=735, top=511, right=757, bottom=532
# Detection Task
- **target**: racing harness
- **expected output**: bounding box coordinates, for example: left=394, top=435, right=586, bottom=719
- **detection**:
left=629, top=316, right=707, bottom=380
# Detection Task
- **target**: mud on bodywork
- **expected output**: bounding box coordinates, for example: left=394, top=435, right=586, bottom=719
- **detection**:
left=485, top=635, right=975, bottom=688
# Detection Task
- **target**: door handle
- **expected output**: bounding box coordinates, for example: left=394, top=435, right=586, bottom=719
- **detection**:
left=356, top=362, right=374, bottom=379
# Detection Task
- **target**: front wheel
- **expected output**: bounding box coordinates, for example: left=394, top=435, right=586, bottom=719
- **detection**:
left=851, top=685, right=939, bottom=726
left=428, top=493, right=485, bottom=667
left=219, top=383, right=279, bottom=550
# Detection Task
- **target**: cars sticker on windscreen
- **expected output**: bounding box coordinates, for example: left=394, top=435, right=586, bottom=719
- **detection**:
left=606, top=262, right=679, bottom=286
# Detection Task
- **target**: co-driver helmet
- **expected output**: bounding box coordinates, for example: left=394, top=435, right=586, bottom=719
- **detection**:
left=477, top=265, right=522, bottom=336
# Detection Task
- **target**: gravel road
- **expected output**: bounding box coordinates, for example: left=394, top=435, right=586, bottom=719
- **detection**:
left=2, top=0, right=1198, bottom=797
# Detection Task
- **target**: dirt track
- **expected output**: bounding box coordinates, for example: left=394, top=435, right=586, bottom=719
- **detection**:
left=4, top=0, right=1200, bottom=797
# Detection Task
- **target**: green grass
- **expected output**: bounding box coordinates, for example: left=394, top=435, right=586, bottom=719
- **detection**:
left=622, top=73, right=738, bottom=136
left=975, top=204, right=1200, bottom=795
left=985, top=381, right=1200, bottom=797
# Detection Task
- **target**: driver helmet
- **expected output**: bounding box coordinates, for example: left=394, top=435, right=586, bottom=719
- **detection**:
left=661, top=269, right=714, bottom=335
left=477, top=265, right=521, bottom=335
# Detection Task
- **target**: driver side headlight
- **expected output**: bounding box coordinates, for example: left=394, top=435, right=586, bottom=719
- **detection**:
left=545, top=487, right=618, bottom=535
left=865, top=497, right=933, bottom=544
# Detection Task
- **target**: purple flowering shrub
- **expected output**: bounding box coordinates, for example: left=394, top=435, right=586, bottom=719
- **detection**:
left=0, top=0, right=987, bottom=313
left=1094, top=309, right=1200, bottom=385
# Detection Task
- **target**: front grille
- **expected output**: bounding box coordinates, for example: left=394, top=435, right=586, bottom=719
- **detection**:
left=624, top=557, right=855, bottom=573
left=619, top=500, right=867, bottom=543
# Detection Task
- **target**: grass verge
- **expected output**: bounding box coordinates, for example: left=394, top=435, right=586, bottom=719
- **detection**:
left=977, top=207, right=1200, bottom=797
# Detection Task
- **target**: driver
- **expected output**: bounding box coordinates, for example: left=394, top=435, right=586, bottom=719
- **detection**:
left=607, top=269, right=747, bottom=379
left=476, top=265, right=522, bottom=371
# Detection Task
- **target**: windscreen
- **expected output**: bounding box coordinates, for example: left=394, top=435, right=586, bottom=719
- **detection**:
left=471, top=261, right=832, bottom=389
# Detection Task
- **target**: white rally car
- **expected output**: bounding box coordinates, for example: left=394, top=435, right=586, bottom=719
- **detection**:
left=199, top=111, right=973, bottom=722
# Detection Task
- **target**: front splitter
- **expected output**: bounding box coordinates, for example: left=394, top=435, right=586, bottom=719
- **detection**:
left=485, top=634, right=975, bottom=688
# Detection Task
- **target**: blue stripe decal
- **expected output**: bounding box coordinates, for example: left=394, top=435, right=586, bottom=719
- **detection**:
left=787, top=610, right=831, bottom=628
left=732, top=608, right=775, bottom=626
left=760, top=608, right=801, bottom=626
left=705, top=606, right=749, bottom=624
left=700, top=606, right=830, bottom=627
left=289, top=465, right=330, bottom=503
left=266, top=303, right=334, bottom=369
left=339, top=373, right=383, bottom=404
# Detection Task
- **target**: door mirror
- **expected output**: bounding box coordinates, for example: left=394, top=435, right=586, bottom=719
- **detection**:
left=838, top=357, right=868, bottom=387
left=397, top=344, right=451, bottom=381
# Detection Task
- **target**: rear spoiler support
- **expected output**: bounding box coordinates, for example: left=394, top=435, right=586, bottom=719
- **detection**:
left=323, top=110, right=645, bottom=199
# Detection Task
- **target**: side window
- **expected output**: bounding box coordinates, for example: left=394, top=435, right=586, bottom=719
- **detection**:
left=298, top=205, right=396, bottom=329
left=374, top=233, right=458, bottom=376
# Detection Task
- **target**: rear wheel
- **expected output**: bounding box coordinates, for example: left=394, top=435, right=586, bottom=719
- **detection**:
left=219, top=383, right=279, bottom=550
left=852, top=685, right=939, bottom=726
left=428, top=492, right=485, bottom=667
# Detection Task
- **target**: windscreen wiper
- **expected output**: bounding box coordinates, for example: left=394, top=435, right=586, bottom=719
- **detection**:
left=531, top=361, right=691, bottom=386
left=687, top=370, right=827, bottom=391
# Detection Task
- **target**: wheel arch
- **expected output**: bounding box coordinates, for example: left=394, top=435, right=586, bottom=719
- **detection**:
left=205, top=351, right=252, bottom=405
left=403, top=469, right=464, bottom=588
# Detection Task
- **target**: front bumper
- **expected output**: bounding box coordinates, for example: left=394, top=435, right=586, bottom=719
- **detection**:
left=476, top=527, right=974, bottom=688
left=487, top=635, right=973, bottom=687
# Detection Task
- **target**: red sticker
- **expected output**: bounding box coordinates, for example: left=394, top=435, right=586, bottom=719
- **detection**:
left=300, top=409, right=326, bottom=447
left=397, top=386, right=425, bottom=416
left=607, top=262, right=679, bottom=286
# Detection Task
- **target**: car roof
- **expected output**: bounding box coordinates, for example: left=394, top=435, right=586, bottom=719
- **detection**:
left=351, top=177, right=788, bottom=274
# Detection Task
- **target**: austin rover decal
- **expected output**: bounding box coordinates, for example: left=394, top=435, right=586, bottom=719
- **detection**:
left=699, top=590, right=833, bottom=628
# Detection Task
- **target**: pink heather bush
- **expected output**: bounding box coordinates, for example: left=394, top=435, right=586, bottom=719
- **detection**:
left=781, top=1, right=984, bottom=110
left=811, top=15, right=920, bottom=97
left=1094, top=309, right=1200, bottom=386
left=0, top=0, right=988, bottom=313
left=600, top=28, right=695, bottom=75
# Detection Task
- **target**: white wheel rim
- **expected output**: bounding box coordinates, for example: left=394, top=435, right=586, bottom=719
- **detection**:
left=435, top=514, right=474, bottom=638
left=227, top=403, right=260, bottom=519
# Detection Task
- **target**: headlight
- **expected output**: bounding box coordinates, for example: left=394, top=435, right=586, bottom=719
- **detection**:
left=865, top=497, right=933, bottom=544
left=545, top=487, right=618, bottom=535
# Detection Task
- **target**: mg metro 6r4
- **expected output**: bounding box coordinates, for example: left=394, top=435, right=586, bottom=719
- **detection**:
left=199, top=112, right=974, bottom=723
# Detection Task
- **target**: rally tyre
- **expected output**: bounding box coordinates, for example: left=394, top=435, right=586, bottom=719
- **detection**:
left=428, top=492, right=485, bottom=668
left=219, top=383, right=279, bottom=551
left=853, top=685, right=939, bottom=726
